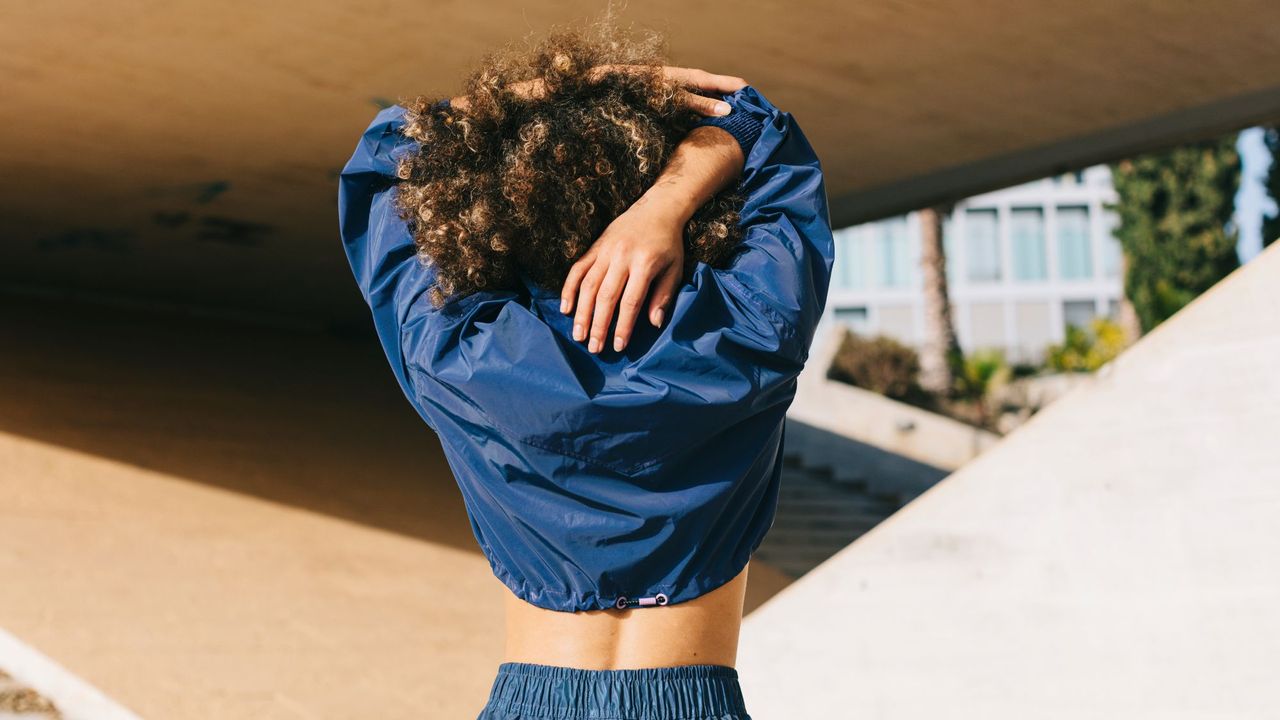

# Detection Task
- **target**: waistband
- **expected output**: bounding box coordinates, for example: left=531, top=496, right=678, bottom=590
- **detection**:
left=482, top=661, right=749, bottom=719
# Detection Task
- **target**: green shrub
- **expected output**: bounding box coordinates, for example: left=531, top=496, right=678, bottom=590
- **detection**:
left=1046, top=317, right=1128, bottom=372
left=954, top=348, right=1012, bottom=402
left=943, top=348, right=1012, bottom=430
left=827, top=329, right=926, bottom=403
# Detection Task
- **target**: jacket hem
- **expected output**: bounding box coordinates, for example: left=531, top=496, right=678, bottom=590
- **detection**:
left=485, top=543, right=758, bottom=614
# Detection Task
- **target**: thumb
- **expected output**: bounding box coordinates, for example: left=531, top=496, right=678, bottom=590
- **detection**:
left=679, top=90, right=731, bottom=118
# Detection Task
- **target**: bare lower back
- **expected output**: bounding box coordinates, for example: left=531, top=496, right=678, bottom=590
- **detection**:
left=500, top=561, right=750, bottom=670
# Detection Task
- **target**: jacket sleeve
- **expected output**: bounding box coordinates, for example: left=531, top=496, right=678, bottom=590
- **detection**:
left=336, top=103, right=439, bottom=420
left=696, top=85, right=835, bottom=365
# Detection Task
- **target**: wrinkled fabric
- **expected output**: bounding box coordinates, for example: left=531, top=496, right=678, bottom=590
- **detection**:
left=337, top=85, right=834, bottom=612
left=477, top=662, right=751, bottom=720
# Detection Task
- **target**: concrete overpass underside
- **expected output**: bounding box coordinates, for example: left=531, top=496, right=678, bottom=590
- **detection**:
left=2, top=1, right=1279, bottom=321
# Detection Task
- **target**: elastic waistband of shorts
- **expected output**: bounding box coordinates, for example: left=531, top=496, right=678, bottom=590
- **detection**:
left=484, top=661, right=748, bottom=719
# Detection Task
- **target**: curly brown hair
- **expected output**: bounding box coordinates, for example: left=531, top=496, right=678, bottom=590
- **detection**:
left=392, top=19, right=746, bottom=308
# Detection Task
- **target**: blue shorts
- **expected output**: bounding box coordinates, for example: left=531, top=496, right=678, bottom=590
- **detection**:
left=476, top=661, right=752, bottom=719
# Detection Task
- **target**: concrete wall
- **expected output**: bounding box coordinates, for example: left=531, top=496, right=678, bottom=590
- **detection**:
left=738, top=243, right=1280, bottom=718
left=792, top=319, right=999, bottom=477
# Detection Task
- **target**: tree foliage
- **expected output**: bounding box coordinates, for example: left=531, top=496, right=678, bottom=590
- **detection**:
left=1263, top=126, right=1279, bottom=249
left=1108, top=136, right=1241, bottom=332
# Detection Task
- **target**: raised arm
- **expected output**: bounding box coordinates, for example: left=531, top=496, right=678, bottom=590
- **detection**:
left=561, top=84, right=830, bottom=363
left=710, top=85, right=834, bottom=364
left=559, top=123, right=747, bottom=353
left=337, top=104, right=426, bottom=407
left=568, top=84, right=833, bottom=364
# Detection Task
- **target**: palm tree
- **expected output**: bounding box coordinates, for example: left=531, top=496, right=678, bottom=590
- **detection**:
left=917, top=204, right=961, bottom=396
left=1115, top=252, right=1143, bottom=344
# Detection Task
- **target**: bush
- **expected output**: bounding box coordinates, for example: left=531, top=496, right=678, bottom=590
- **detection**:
left=826, top=329, right=1025, bottom=433
left=1046, top=317, right=1128, bottom=372
left=827, top=329, right=926, bottom=403
left=954, top=348, right=1012, bottom=402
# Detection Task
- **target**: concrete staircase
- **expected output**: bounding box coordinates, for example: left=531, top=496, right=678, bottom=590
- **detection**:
left=756, top=429, right=954, bottom=579
left=756, top=315, right=995, bottom=581
left=754, top=449, right=909, bottom=578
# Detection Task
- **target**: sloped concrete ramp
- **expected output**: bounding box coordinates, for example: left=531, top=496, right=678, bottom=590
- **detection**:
left=738, top=243, right=1280, bottom=718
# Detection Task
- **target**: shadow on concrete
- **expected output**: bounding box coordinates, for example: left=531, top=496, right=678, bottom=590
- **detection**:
left=0, top=292, right=480, bottom=555
left=0, top=292, right=805, bottom=612
left=783, top=418, right=951, bottom=502
left=755, top=419, right=950, bottom=578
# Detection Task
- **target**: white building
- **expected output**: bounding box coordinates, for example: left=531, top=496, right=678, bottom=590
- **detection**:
left=823, top=166, right=1125, bottom=364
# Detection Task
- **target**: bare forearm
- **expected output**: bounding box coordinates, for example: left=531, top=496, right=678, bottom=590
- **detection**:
left=631, top=126, right=745, bottom=225
left=560, top=122, right=749, bottom=350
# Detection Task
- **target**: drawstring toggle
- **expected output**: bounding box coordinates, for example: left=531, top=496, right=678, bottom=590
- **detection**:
left=614, top=593, right=669, bottom=609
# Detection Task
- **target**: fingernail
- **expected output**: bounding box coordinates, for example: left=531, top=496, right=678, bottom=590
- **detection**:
left=613, top=336, right=624, bottom=351
left=589, top=337, right=601, bottom=353
left=573, top=324, right=584, bottom=341
left=653, top=308, right=664, bottom=326
left=560, top=298, right=569, bottom=314
left=714, top=101, right=731, bottom=116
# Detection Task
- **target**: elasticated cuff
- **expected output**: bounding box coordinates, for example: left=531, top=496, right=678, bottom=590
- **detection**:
left=693, top=102, right=764, bottom=161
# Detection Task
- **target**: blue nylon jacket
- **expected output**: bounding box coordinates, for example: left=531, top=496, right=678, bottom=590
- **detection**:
left=337, top=85, right=834, bottom=612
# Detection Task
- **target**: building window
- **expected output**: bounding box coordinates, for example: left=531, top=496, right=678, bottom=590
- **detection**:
left=834, top=306, right=870, bottom=333
left=1057, top=205, right=1093, bottom=280
left=1010, top=207, right=1047, bottom=281
left=1063, top=299, right=1097, bottom=332
left=877, top=216, right=910, bottom=288
left=965, top=208, right=1001, bottom=283
left=833, top=227, right=864, bottom=290
left=834, top=225, right=878, bottom=290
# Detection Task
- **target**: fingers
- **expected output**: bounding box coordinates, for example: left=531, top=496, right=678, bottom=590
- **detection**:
left=565, top=253, right=667, bottom=354
left=583, top=65, right=746, bottom=116
left=699, top=71, right=748, bottom=93
left=662, top=67, right=748, bottom=93
left=585, top=63, right=623, bottom=83
left=646, top=262, right=681, bottom=329
left=560, top=251, right=594, bottom=315
left=571, top=259, right=604, bottom=346
left=559, top=64, right=749, bottom=96
left=611, top=260, right=658, bottom=352
left=679, top=90, right=732, bottom=117
left=587, top=262, right=628, bottom=354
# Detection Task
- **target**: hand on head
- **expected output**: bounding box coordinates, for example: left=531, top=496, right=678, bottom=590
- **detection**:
left=432, top=60, right=749, bottom=344
left=451, top=65, right=746, bottom=118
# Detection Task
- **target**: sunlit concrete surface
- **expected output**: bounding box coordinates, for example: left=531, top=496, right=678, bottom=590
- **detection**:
left=737, top=243, right=1280, bottom=718
left=0, top=294, right=795, bottom=718
left=0, top=628, right=141, bottom=720
left=2, top=2, right=1279, bottom=322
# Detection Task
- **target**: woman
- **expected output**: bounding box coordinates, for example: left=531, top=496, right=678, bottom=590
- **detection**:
left=337, top=20, right=833, bottom=720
